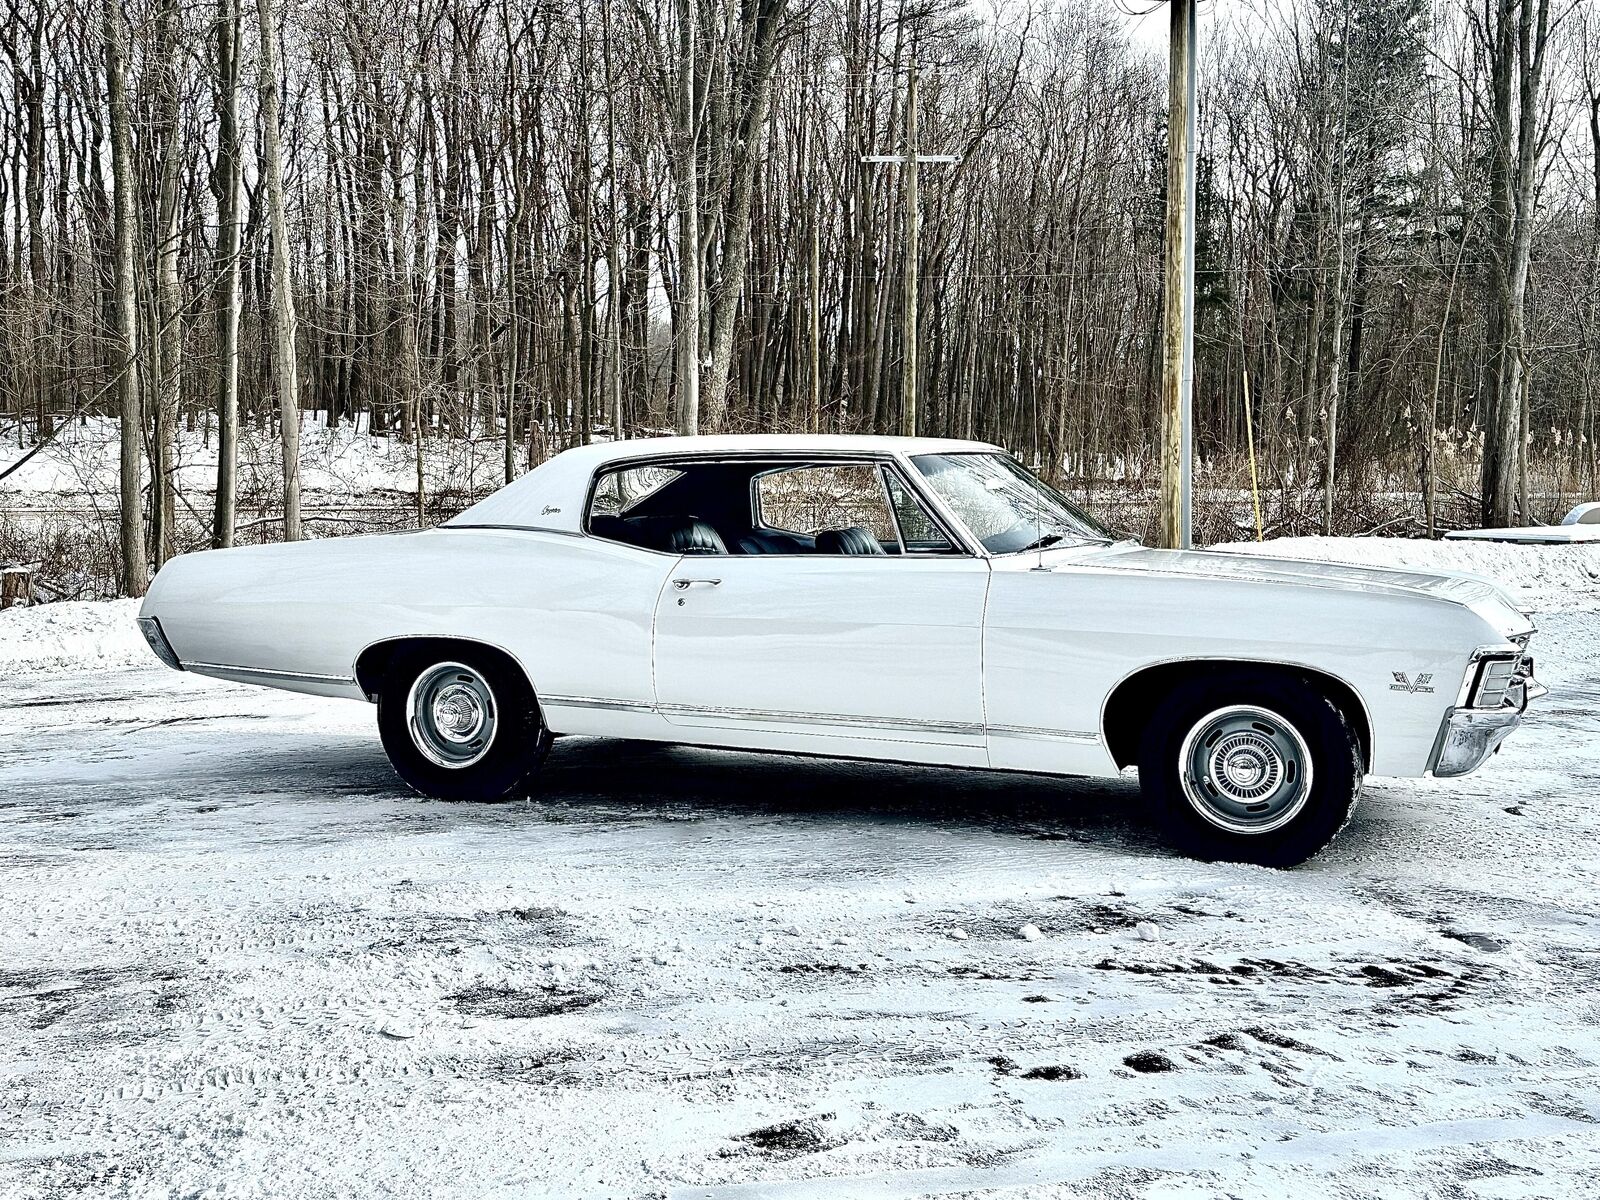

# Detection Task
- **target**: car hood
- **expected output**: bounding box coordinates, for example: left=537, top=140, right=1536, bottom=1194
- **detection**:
left=1066, top=544, right=1533, bottom=638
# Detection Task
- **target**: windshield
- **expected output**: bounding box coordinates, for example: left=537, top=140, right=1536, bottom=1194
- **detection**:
left=910, top=452, right=1113, bottom=554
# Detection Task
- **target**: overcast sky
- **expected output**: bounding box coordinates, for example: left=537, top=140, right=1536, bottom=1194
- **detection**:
left=1120, top=0, right=1262, bottom=50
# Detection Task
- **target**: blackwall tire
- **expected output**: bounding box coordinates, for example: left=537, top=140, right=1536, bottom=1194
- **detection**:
left=376, top=647, right=550, bottom=802
left=1137, top=670, right=1362, bottom=867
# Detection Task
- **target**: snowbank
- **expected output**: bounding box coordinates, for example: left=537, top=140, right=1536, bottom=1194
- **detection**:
left=0, top=414, right=509, bottom=499
left=1210, top=536, right=1600, bottom=611
left=0, top=598, right=146, bottom=678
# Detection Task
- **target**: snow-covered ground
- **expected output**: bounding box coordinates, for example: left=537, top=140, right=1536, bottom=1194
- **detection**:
left=2, top=538, right=1599, bottom=1199
left=2, top=414, right=506, bottom=501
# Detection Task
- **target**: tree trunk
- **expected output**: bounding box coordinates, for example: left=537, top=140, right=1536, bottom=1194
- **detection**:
left=152, top=0, right=183, bottom=567
left=257, top=0, right=301, bottom=540
left=105, top=0, right=147, bottom=595
left=1480, top=0, right=1550, bottom=527
left=674, top=0, right=700, bottom=435
left=23, top=0, right=49, bottom=439
left=213, top=0, right=242, bottom=548
left=900, top=61, right=920, bottom=437
left=702, top=0, right=785, bottom=428
left=603, top=0, right=624, bottom=439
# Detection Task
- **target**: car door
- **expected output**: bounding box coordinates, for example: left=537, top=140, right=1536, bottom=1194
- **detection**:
left=650, top=459, right=990, bottom=767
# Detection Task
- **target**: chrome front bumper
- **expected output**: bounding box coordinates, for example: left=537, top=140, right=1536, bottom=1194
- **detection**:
left=1429, top=667, right=1546, bottom=779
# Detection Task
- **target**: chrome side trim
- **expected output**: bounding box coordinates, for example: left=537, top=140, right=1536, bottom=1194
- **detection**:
left=987, top=723, right=1101, bottom=743
left=655, top=702, right=985, bottom=738
left=182, top=661, right=356, bottom=685
left=443, top=524, right=588, bottom=539
left=544, top=694, right=1100, bottom=744
left=542, top=694, right=656, bottom=715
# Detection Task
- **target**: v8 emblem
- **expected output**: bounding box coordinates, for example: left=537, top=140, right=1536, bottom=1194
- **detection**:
left=1390, top=672, right=1435, bottom=694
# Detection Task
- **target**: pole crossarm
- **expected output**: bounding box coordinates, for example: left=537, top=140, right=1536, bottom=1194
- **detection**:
left=859, top=62, right=960, bottom=437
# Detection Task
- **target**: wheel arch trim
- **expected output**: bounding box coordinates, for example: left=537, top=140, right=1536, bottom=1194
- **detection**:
left=1100, top=655, right=1374, bottom=772
left=353, top=635, right=543, bottom=710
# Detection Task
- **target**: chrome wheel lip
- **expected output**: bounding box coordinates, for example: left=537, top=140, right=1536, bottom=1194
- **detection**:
left=1177, top=704, right=1313, bottom=836
left=406, top=661, right=498, bottom=770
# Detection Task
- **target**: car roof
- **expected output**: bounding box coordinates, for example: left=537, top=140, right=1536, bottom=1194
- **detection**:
left=444, top=434, right=1001, bottom=534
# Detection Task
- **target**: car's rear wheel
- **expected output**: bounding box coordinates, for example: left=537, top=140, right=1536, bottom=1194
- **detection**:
left=1137, top=671, right=1361, bottom=866
left=376, top=647, right=550, bottom=801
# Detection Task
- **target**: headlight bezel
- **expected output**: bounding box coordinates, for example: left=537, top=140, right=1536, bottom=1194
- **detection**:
left=1458, top=634, right=1534, bottom=712
left=1468, top=654, right=1520, bottom=709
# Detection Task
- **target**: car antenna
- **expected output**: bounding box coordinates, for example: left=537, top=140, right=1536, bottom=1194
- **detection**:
left=1031, top=451, right=1049, bottom=572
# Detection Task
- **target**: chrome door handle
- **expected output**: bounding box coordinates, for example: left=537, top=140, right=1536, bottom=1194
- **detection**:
left=672, top=578, right=722, bottom=589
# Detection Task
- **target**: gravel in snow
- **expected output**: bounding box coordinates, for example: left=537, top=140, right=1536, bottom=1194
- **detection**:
left=2, top=538, right=1599, bottom=1198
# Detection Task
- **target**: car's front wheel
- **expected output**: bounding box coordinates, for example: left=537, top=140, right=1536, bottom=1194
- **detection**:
left=1138, top=671, right=1361, bottom=866
left=376, top=647, right=550, bottom=801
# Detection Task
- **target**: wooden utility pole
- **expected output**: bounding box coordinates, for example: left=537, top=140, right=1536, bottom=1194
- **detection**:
left=863, top=62, right=956, bottom=438
left=1159, top=0, right=1196, bottom=549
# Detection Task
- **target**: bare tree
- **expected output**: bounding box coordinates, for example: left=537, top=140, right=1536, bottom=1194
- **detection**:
left=212, top=0, right=243, bottom=548
left=1476, top=0, right=1555, bottom=526
left=675, top=0, right=701, bottom=435
left=702, top=0, right=788, bottom=428
left=6, top=0, right=1600, bottom=600
left=105, top=0, right=147, bottom=594
left=257, top=0, right=301, bottom=540
left=150, top=0, right=184, bottom=567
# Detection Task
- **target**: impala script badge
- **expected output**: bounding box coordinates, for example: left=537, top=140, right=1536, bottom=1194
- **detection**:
left=1390, top=672, right=1435, bottom=694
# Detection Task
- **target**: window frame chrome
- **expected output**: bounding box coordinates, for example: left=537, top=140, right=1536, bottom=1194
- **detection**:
left=875, top=464, right=909, bottom=555
left=903, top=448, right=1117, bottom=557
left=578, top=449, right=981, bottom=558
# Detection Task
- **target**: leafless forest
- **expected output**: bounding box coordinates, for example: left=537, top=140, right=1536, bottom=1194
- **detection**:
left=1, top=0, right=1598, bottom=596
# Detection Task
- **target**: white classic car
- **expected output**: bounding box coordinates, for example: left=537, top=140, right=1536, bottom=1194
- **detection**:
left=137, top=435, right=1544, bottom=865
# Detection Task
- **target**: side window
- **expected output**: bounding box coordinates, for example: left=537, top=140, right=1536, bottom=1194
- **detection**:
left=586, top=464, right=728, bottom=554
left=883, top=468, right=958, bottom=554
left=589, top=464, right=682, bottom=519
left=754, top=464, right=898, bottom=550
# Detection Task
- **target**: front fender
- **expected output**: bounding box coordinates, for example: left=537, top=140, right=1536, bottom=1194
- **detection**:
left=982, top=564, right=1497, bottom=778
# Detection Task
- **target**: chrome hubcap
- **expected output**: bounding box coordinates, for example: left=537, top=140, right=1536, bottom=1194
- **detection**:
left=1178, top=705, right=1313, bottom=835
left=407, top=662, right=497, bottom=769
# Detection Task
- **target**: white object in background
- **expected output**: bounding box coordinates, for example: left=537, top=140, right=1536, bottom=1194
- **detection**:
left=1445, top=517, right=1600, bottom=545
